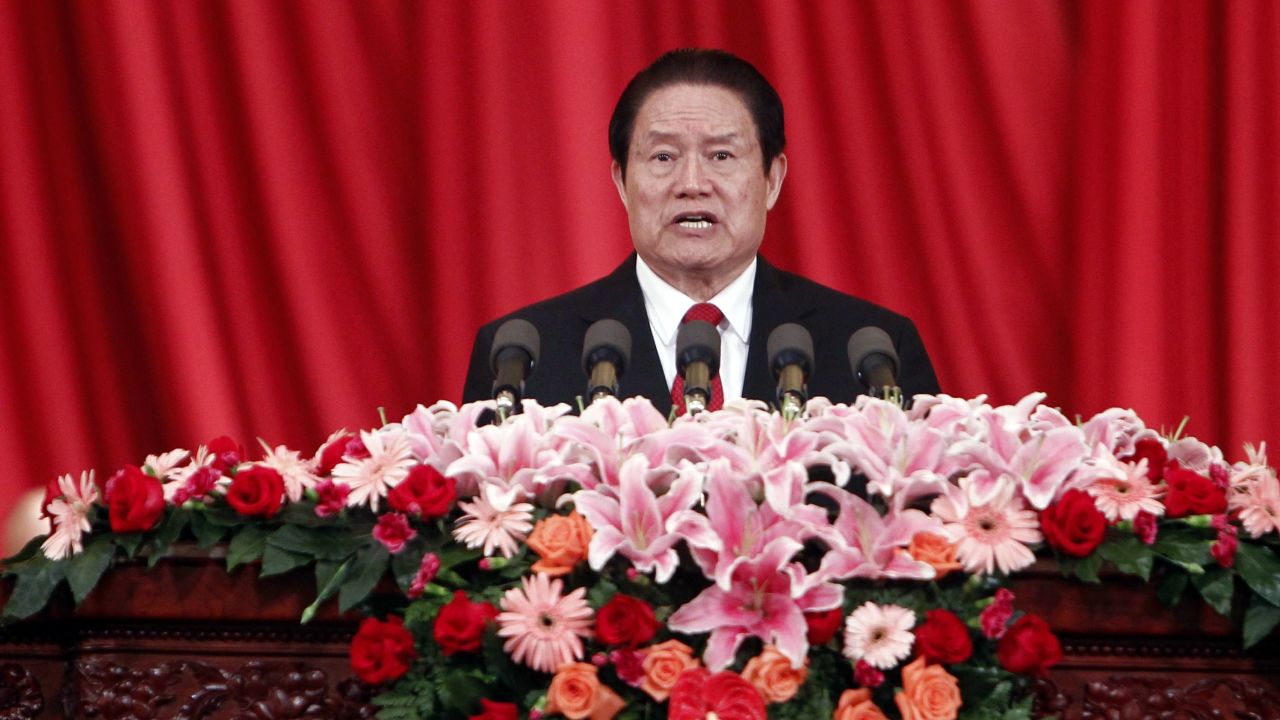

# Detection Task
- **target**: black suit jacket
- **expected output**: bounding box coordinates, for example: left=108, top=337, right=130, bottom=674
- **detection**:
left=462, top=254, right=940, bottom=415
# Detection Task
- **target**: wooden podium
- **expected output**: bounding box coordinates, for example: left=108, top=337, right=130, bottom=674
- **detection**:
left=2, top=558, right=1278, bottom=718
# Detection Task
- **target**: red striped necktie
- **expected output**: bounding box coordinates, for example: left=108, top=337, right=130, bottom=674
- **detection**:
left=670, top=302, right=725, bottom=415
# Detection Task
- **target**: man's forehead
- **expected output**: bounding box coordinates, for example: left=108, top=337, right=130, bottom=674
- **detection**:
left=631, top=84, right=759, bottom=147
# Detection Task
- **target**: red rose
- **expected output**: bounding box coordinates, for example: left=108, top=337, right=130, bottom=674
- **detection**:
left=225, top=465, right=285, bottom=518
left=350, top=615, right=416, bottom=684
left=804, top=607, right=844, bottom=645
left=1039, top=489, right=1108, bottom=557
left=315, top=431, right=357, bottom=475
left=596, top=594, right=661, bottom=647
left=1164, top=465, right=1227, bottom=518
left=433, top=591, right=498, bottom=656
left=106, top=465, right=165, bottom=532
left=1122, top=438, right=1168, bottom=481
left=914, top=608, right=973, bottom=665
left=668, top=668, right=766, bottom=720
left=469, top=699, right=518, bottom=720
left=206, top=435, right=244, bottom=475
left=388, top=465, right=456, bottom=518
left=996, top=614, right=1062, bottom=676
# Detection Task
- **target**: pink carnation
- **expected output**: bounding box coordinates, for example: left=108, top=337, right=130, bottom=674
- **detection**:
left=373, top=512, right=416, bottom=554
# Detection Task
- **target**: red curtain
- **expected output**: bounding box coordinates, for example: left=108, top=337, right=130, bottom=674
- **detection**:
left=2, top=1, right=1276, bottom=536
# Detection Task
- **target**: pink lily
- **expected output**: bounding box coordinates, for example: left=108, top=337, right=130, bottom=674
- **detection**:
left=805, top=484, right=940, bottom=581
left=686, top=459, right=827, bottom=589
left=667, top=535, right=843, bottom=670
left=572, top=455, right=718, bottom=583
left=950, top=412, right=1086, bottom=509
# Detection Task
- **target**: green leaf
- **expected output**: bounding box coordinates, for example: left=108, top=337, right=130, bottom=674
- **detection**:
left=1099, top=537, right=1155, bottom=580
left=268, top=525, right=361, bottom=561
left=192, top=504, right=246, bottom=527
left=1152, top=526, right=1214, bottom=566
left=1060, top=553, right=1103, bottom=583
left=1243, top=595, right=1280, bottom=649
left=114, top=533, right=144, bottom=558
left=392, top=545, right=425, bottom=594
left=1156, top=570, right=1189, bottom=607
left=339, top=544, right=390, bottom=612
left=1, top=555, right=66, bottom=620
left=301, top=559, right=351, bottom=624
left=1191, top=566, right=1234, bottom=616
left=1234, top=542, right=1280, bottom=607
left=147, top=509, right=189, bottom=568
left=66, top=535, right=115, bottom=604
left=188, top=511, right=227, bottom=548
left=259, top=545, right=311, bottom=578
left=227, top=526, right=270, bottom=571
left=435, top=544, right=481, bottom=571
left=276, top=502, right=334, bottom=527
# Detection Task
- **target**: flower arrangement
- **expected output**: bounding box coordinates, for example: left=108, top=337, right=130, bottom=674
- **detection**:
left=5, top=392, right=1280, bottom=720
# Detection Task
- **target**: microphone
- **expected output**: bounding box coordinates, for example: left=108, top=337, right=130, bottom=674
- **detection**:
left=582, top=319, right=632, bottom=402
left=767, top=323, right=814, bottom=414
left=847, top=327, right=900, bottom=399
left=676, top=320, right=721, bottom=415
left=490, top=319, right=540, bottom=413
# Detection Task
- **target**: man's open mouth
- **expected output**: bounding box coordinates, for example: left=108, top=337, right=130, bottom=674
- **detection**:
left=674, top=212, right=718, bottom=229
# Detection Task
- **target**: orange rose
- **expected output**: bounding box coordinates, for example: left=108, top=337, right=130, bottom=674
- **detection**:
left=893, top=656, right=962, bottom=720
left=640, top=639, right=700, bottom=702
left=546, top=662, right=625, bottom=720
left=907, top=532, right=962, bottom=579
left=528, top=511, right=593, bottom=576
left=741, top=645, right=808, bottom=704
left=834, top=688, right=890, bottom=720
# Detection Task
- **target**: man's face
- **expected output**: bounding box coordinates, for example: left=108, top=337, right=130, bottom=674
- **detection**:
left=612, top=83, right=786, bottom=294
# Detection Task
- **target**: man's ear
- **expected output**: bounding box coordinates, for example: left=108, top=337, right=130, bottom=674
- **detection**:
left=765, top=153, right=788, bottom=210
left=611, top=160, right=629, bottom=211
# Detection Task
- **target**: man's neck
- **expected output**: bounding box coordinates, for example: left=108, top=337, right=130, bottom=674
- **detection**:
left=642, top=259, right=754, bottom=302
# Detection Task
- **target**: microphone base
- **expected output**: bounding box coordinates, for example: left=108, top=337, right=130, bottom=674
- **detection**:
left=684, top=391, right=709, bottom=415
left=780, top=392, right=804, bottom=418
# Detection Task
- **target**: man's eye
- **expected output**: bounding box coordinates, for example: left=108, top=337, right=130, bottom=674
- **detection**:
left=654, top=152, right=673, bottom=162
left=712, top=151, right=731, bottom=160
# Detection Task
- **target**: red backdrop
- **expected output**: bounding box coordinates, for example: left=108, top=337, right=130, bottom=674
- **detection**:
left=1, top=1, right=1276, bottom=535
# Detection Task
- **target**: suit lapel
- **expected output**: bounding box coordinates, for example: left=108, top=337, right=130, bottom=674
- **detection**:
left=743, top=257, right=815, bottom=404
left=580, top=255, right=673, bottom=415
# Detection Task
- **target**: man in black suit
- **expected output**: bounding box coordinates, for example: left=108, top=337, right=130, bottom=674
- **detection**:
left=463, top=49, right=938, bottom=414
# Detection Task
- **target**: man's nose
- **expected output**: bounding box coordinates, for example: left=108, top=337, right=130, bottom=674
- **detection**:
left=676, top=156, right=712, bottom=196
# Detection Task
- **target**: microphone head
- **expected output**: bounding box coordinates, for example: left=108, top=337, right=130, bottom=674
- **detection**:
left=767, top=323, right=815, bottom=378
left=581, top=319, right=632, bottom=376
left=490, top=318, right=540, bottom=375
left=847, top=326, right=899, bottom=383
left=676, top=320, right=721, bottom=374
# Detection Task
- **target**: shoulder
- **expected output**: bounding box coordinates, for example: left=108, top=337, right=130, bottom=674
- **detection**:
left=473, top=259, right=636, bottom=337
left=764, top=262, right=920, bottom=335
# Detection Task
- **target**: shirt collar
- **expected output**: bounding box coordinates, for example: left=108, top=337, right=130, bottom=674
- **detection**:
left=635, top=255, right=756, bottom=345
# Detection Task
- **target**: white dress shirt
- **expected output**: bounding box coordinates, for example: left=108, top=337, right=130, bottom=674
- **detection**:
left=635, top=256, right=755, bottom=401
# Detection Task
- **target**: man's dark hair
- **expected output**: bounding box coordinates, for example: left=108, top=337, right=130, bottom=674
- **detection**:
left=609, top=48, right=785, bottom=178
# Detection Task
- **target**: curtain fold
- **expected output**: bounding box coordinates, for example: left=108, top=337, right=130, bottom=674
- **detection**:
left=2, top=0, right=1276, bottom=535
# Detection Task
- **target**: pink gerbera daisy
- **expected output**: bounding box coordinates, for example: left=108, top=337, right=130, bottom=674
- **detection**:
left=42, top=471, right=99, bottom=560
left=332, top=429, right=414, bottom=511
left=496, top=573, right=594, bottom=673
left=1231, top=473, right=1280, bottom=539
left=257, top=439, right=322, bottom=503
left=1086, top=459, right=1166, bottom=522
left=453, top=483, right=534, bottom=558
left=933, top=473, right=1042, bottom=575
left=843, top=601, right=915, bottom=670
